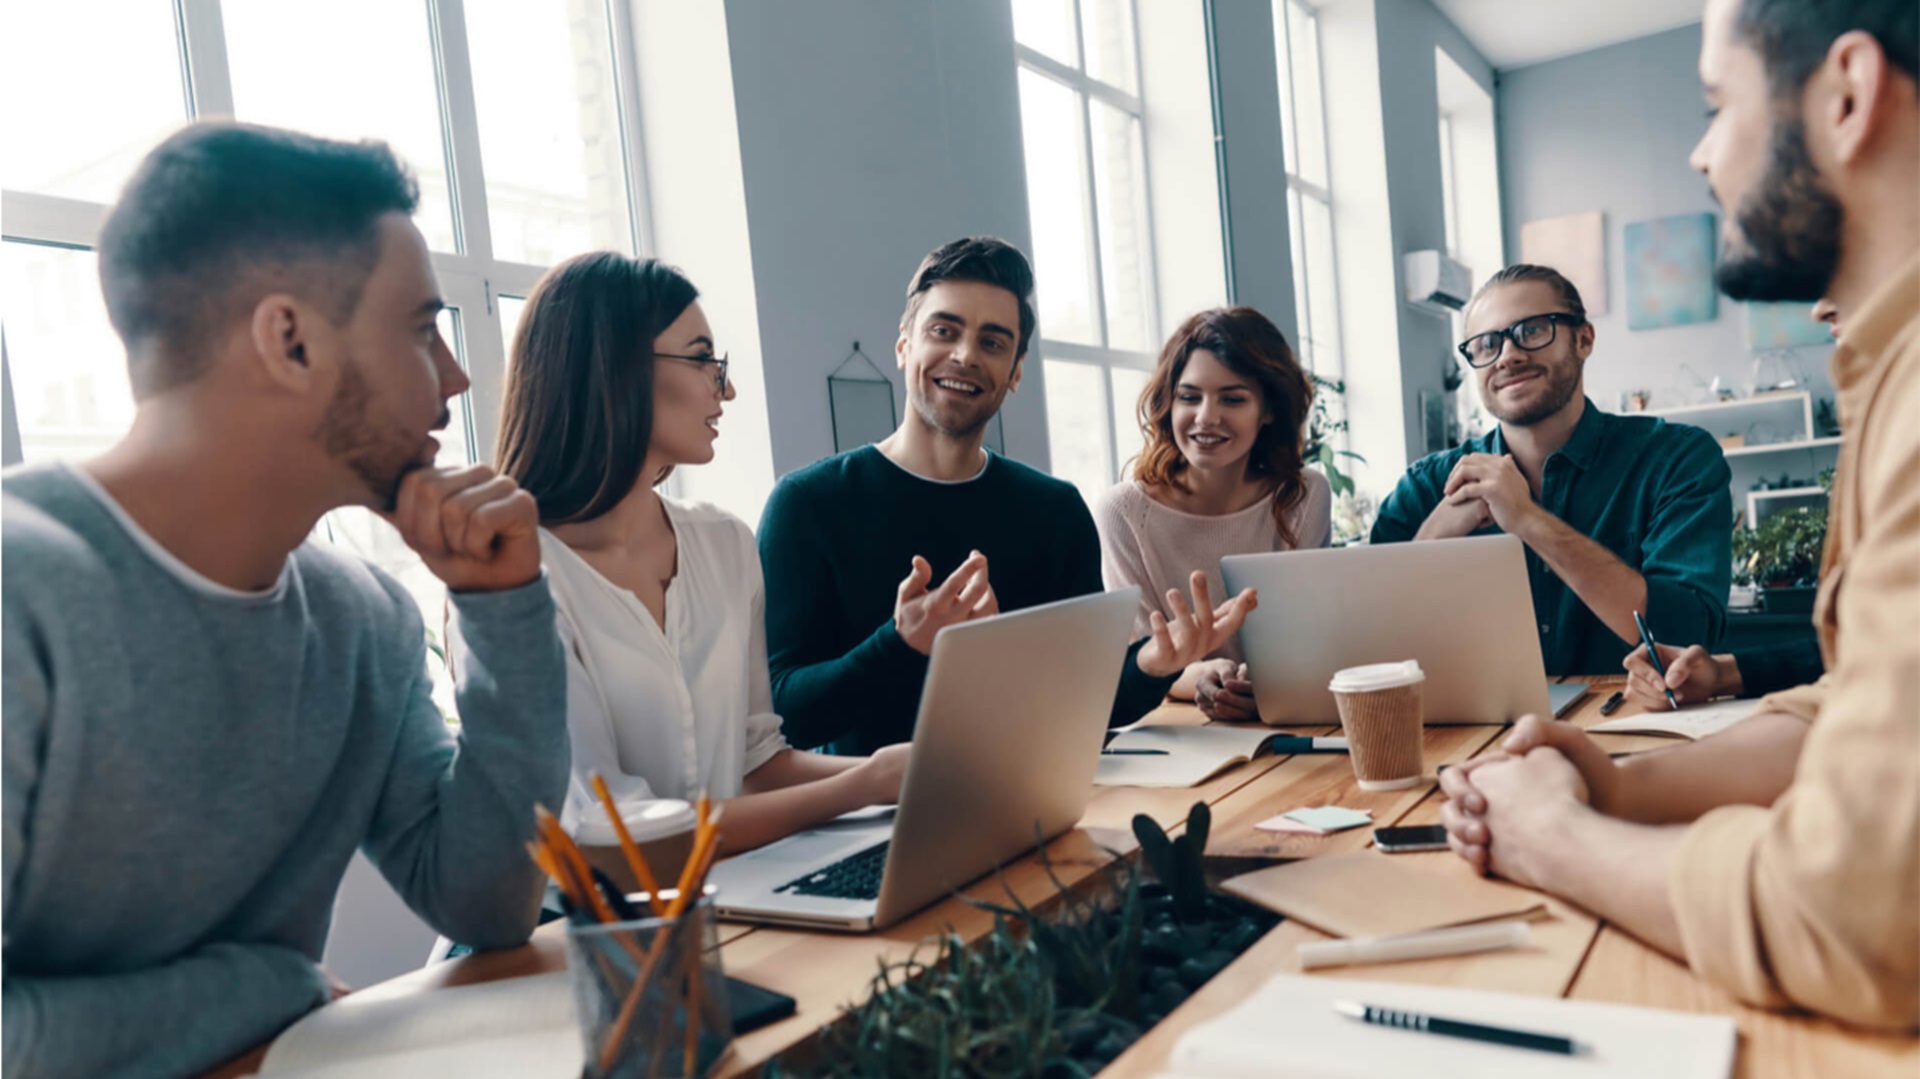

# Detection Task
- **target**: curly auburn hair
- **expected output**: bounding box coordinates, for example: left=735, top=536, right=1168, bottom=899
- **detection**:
left=1131, top=306, right=1314, bottom=547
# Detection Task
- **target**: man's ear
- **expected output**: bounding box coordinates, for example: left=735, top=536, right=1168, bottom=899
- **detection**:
left=1574, top=321, right=1596, bottom=359
left=1008, top=353, right=1025, bottom=394
left=249, top=293, right=318, bottom=394
left=896, top=327, right=910, bottom=369
left=1822, top=30, right=1892, bottom=166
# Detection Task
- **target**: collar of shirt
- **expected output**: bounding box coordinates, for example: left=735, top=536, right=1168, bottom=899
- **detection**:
left=1832, top=255, right=1920, bottom=427
left=1485, top=396, right=1608, bottom=474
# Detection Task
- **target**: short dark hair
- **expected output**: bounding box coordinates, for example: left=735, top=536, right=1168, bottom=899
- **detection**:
left=97, top=122, right=420, bottom=397
left=1736, top=0, right=1918, bottom=99
left=900, top=237, right=1037, bottom=358
left=495, top=252, right=699, bottom=525
left=1468, top=264, right=1588, bottom=323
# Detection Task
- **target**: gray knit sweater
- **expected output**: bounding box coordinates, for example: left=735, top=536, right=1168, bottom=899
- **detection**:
left=1, top=463, right=568, bottom=1079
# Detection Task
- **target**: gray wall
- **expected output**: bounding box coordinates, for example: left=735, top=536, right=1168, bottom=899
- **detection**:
left=723, top=0, right=1048, bottom=479
left=1497, top=23, right=1835, bottom=414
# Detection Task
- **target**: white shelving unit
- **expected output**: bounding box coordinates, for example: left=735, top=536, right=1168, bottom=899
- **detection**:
left=1747, top=485, right=1826, bottom=527
left=1638, top=391, right=1839, bottom=530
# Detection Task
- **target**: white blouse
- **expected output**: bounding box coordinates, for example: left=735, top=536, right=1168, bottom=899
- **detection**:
left=459, top=499, right=788, bottom=833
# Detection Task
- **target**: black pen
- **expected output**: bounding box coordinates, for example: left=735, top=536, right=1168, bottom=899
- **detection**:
left=1598, top=690, right=1625, bottom=716
left=1632, top=610, right=1680, bottom=709
left=1100, top=748, right=1169, bottom=756
left=1333, top=1000, right=1584, bottom=1056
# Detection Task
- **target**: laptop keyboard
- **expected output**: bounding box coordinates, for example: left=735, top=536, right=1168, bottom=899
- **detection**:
left=773, top=840, right=891, bottom=900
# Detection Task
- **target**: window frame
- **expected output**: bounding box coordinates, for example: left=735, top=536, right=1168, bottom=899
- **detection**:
left=1273, top=0, right=1345, bottom=385
left=1014, top=0, right=1163, bottom=496
left=0, top=0, right=654, bottom=464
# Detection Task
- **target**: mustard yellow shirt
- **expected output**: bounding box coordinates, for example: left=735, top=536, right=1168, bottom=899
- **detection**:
left=1670, top=256, right=1920, bottom=1030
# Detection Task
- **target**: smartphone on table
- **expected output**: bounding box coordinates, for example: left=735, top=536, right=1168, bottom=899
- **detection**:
left=1372, top=824, right=1450, bottom=853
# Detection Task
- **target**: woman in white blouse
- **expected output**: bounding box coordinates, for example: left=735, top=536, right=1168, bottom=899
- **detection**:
left=476, top=252, right=907, bottom=854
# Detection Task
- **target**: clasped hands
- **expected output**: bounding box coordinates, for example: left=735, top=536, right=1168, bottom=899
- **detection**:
left=1420, top=453, right=1538, bottom=539
left=1438, top=715, right=1619, bottom=890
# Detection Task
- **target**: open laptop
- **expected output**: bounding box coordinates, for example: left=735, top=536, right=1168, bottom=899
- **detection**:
left=708, top=588, right=1139, bottom=932
left=1222, top=535, right=1584, bottom=725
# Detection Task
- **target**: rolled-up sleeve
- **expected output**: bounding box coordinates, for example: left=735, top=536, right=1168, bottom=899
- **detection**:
left=1668, top=422, right=1920, bottom=1031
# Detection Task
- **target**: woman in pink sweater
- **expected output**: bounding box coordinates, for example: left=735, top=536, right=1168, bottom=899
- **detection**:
left=1092, top=307, right=1330, bottom=721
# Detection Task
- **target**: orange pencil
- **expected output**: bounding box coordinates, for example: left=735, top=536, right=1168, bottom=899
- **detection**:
left=589, top=772, right=667, bottom=916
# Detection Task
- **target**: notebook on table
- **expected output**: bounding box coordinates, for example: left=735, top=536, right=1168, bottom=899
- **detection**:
left=1220, top=851, right=1547, bottom=939
left=1095, top=725, right=1329, bottom=788
left=1588, top=698, right=1757, bottom=741
left=1152, top=973, right=1737, bottom=1079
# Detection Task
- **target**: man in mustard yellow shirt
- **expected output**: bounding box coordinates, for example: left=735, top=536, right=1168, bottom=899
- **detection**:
left=1440, top=0, right=1918, bottom=1030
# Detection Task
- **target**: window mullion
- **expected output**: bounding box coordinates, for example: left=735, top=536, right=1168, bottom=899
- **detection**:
left=176, top=0, right=234, bottom=117
left=425, top=0, right=494, bottom=265
left=604, top=0, right=654, bottom=257
left=1079, top=89, right=1109, bottom=352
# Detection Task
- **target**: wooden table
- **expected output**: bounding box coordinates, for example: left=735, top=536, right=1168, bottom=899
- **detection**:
left=205, top=679, right=1919, bottom=1078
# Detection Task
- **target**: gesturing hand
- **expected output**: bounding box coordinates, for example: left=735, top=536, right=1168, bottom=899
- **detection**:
left=383, top=465, right=542, bottom=593
left=1442, top=453, right=1535, bottom=532
left=893, top=550, right=997, bottom=655
left=1135, top=571, right=1257, bottom=679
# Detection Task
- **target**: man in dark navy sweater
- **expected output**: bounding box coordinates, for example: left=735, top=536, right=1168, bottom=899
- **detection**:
left=757, top=238, right=1254, bottom=754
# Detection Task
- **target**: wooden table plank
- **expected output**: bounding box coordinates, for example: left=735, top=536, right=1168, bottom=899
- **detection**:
left=1201, top=725, right=1505, bottom=860
left=1569, top=928, right=1920, bottom=1079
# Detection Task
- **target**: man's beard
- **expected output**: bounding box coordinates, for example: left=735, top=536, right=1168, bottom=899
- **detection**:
left=1485, top=358, right=1581, bottom=428
left=314, top=359, right=438, bottom=511
left=911, top=384, right=1000, bottom=440
left=1716, top=116, right=1844, bottom=303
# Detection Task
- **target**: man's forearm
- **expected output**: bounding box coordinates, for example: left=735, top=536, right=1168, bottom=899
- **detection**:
left=1536, top=808, right=1688, bottom=958
left=1613, top=711, right=1810, bottom=824
left=1511, top=508, right=1646, bottom=645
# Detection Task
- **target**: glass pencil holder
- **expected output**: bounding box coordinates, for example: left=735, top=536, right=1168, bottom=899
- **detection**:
left=565, top=889, right=732, bottom=1079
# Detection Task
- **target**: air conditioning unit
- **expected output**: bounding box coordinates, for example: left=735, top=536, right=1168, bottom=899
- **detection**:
left=1404, top=249, right=1473, bottom=314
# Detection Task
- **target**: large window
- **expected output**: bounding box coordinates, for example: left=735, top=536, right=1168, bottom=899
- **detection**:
left=1273, top=0, right=1342, bottom=382
left=1013, top=0, right=1159, bottom=505
left=1, top=0, right=646, bottom=712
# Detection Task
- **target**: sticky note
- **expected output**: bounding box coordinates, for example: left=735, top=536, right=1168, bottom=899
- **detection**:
left=1255, top=814, right=1328, bottom=834
left=1281, top=806, right=1373, bottom=833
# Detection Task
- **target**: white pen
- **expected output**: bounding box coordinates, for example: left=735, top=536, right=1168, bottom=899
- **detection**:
left=1297, top=920, right=1531, bottom=970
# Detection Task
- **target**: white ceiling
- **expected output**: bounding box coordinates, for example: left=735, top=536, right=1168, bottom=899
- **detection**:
left=1432, top=0, right=1703, bottom=71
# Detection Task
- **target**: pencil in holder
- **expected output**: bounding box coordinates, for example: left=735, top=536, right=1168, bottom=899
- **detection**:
left=566, top=889, right=732, bottom=1079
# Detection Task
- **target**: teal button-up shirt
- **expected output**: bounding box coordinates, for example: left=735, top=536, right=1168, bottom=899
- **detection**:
left=1369, top=399, right=1732, bottom=676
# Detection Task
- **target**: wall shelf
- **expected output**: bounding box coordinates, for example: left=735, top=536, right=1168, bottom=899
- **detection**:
left=1723, top=435, right=1843, bottom=458
left=1746, top=485, right=1827, bottom=527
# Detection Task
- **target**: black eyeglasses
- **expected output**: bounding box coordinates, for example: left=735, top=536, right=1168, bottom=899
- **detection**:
left=1456, top=313, right=1583, bottom=368
left=654, top=351, right=730, bottom=392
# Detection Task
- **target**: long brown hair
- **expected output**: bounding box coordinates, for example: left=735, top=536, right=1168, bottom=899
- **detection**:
left=495, top=252, right=698, bottom=524
left=1132, top=306, right=1314, bottom=547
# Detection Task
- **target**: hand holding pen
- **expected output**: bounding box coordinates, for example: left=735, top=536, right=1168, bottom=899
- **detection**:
left=1631, top=611, right=1681, bottom=710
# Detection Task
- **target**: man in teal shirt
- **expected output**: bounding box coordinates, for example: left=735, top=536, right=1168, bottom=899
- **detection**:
left=1370, top=264, right=1731, bottom=676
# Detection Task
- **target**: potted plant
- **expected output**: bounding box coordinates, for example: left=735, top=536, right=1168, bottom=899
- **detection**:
left=770, top=804, right=1278, bottom=1079
left=1733, top=506, right=1827, bottom=614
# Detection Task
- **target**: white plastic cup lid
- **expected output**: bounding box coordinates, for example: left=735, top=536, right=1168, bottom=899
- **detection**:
left=1328, top=660, right=1426, bottom=694
left=573, top=798, right=696, bottom=846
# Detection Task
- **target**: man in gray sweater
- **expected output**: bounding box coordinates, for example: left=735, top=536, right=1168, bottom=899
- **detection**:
left=2, top=123, right=568, bottom=1079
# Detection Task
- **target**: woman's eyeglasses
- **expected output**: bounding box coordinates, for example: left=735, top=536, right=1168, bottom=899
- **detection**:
left=654, top=351, right=730, bottom=392
left=1456, top=313, right=1583, bottom=368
